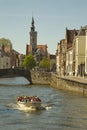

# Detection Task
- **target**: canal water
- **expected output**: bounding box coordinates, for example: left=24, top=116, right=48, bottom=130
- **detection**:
left=0, top=77, right=87, bottom=130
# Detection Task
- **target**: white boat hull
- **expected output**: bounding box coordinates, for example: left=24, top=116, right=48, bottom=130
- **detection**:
left=17, top=101, right=41, bottom=109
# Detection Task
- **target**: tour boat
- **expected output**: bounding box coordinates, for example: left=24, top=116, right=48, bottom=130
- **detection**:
left=17, top=95, right=42, bottom=109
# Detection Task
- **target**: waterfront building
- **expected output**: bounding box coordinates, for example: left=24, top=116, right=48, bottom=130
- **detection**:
left=65, top=28, right=79, bottom=76
left=75, top=26, right=87, bottom=76
left=0, top=38, right=12, bottom=53
left=85, top=28, right=87, bottom=74
left=48, top=54, right=56, bottom=71
left=0, top=38, right=24, bottom=69
left=0, top=45, right=11, bottom=69
left=0, top=38, right=12, bottom=69
left=56, top=44, right=59, bottom=74
left=56, top=28, right=78, bottom=76
left=11, top=49, right=25, bottom=68
left=56, top=39, right=67, bottom=75
left=66, top=47, right=73, bottom=75
left=56, top=25, right=87, bottom=77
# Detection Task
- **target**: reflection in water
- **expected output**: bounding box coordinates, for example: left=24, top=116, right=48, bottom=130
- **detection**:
left=0, top=77, right=30, bottom=85
left=0, top=77, right=87, bottom=130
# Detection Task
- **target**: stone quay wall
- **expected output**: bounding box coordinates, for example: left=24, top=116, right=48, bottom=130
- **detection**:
left=30, top=70, right=51, bottom=85
left=50, top=73, right=87, bottom=95
left=30, top=70, right=87, bottom=95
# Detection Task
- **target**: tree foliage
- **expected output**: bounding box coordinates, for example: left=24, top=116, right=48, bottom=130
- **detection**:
left=39, top=57, right=50, bottom=70
left=22, top=54, right=36, bottom=70
left=0, top=38, right=12, bottom=47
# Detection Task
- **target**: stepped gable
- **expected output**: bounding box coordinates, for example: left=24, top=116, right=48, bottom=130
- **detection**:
left=78, top=25, right=87, bottom=36
left=66, top=29, right=79, bottom=48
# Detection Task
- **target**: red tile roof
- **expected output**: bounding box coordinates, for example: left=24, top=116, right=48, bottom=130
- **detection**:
left=26, top=44, right=47, bottom=54
left=37, top=45, right=47, bottom=52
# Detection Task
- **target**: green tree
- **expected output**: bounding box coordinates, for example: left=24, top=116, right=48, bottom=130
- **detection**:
left=0, top=38, right=12, bottom=47
left=22, top=54, right=36, bottom=70
left=39, top=57, right=50, bottom=71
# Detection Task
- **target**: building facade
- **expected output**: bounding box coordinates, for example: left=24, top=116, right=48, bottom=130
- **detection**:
left=0, top=45, right=11, bottom=69
left=56, top=25, right=87, bottom=77
left=56, top=28, right=79, bottom=76
left=0, top=38, right=24, bottom=69
left=66, top=28, right=79, bottom=76
left=75, top=26, right=87, bottom=76
left=56, top=39, right=67, bottom=75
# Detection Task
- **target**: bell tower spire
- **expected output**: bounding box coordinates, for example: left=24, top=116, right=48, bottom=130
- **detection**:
left=31, top=16, right=35, bottom=32
left=30, top=17, right=37, bottom=54
left=32, top=17, right=34, bottom=26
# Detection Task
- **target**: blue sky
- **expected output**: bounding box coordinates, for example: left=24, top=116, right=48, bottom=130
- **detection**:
left=0, top=0, right=87, bottom=54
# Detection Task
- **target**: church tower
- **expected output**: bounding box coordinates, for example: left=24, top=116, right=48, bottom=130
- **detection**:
left=30, top=17, right=37, bottom=54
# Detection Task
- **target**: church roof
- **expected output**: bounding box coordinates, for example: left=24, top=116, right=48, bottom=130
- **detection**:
left=37, top=45, right=47, bottom=52
left=26, top=44, right=47, bottom=54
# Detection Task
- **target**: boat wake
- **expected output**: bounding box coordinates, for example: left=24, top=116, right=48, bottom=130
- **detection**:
left=7, top=102, right=52, bottom=112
